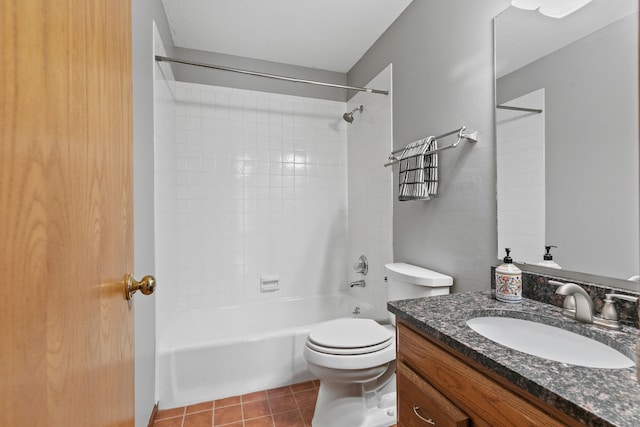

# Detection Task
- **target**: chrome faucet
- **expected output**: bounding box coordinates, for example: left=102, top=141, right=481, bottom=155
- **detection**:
left=349, top=280, right=366, bottom=288
left=553, top=282, right=594, bottom=323
left=551, top=280, right=638, bottom=330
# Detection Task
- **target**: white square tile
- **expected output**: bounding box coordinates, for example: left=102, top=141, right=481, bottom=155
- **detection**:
left=156, top=80, right=394, bottom=314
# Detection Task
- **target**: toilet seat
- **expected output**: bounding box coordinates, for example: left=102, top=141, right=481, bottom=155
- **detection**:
left=307, top=339, right=392, bottom=355
left=306, top=318, right=394, bottom=356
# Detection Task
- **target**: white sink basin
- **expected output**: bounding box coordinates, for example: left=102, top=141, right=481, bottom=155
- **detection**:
left=466, top=316, right=635, bottom=369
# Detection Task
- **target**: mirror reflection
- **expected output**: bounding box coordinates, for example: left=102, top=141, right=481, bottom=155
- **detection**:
left=495, top=0, right=639, bottom=286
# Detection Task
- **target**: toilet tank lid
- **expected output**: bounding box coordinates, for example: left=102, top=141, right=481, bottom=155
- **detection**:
left=385, top=263, right=453, bottom=287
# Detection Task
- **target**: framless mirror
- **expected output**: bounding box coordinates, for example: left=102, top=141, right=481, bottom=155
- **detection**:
left=495, top=0, right=639, bottom=289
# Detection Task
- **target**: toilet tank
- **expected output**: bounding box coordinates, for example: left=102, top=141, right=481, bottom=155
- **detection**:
left=385, top=263, right=453, bottom=325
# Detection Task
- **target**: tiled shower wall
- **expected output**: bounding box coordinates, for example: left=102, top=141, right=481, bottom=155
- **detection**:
left=496, top=89, right=545, bottom=264
left=346, top=65, right=394, bottom=321
left=157, top=81, right=349, bottom=318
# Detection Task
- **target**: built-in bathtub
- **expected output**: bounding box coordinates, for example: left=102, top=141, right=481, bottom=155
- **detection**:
left=157, top=293, right=371, bottom=409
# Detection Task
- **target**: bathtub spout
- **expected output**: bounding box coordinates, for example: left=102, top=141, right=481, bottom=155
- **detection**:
left=349, top=280, right=366, bottom=288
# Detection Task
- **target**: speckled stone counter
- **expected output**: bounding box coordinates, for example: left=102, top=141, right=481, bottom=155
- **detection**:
left=388, top=291, right=640, bottom=427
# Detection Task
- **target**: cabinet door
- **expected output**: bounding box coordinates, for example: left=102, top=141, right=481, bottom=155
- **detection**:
left=398, top=361, right=469, bottom=427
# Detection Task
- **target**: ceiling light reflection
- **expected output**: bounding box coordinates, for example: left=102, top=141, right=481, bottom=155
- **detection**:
left=511, top=0, right=592, bottom=18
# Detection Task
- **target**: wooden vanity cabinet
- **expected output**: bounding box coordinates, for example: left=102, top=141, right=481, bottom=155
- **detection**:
left=396, top=320, right=582, bottom=427
left=397, top=361, right=469, bottom=426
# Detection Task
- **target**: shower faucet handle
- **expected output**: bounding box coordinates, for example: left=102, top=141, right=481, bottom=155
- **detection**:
left=353, top=255, right=368, bottom=275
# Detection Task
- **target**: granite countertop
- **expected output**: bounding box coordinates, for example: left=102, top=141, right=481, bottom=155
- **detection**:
left=388, top=291, right=640, bottom=427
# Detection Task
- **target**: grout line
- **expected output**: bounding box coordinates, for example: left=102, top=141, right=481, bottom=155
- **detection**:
left=157, top=381, right=318, bottom=427
left=264, top=392, right=276, bottom=427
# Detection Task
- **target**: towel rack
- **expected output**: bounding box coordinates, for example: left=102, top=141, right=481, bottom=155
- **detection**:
left=384, top=126, right=478, bottom=167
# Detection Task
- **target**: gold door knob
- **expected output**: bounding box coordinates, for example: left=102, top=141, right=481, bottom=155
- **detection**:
left=125, top=274, right=156, bottom=300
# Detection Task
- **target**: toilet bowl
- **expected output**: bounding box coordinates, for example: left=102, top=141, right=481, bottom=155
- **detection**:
left=303, top=262, right=454, bottom=427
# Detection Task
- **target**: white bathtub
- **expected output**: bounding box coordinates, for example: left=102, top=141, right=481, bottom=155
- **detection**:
left=157, top=293, right=371, bottom=409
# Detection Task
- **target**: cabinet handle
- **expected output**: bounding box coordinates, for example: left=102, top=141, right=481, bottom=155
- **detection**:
left=413, top=405, right=436, bottom=425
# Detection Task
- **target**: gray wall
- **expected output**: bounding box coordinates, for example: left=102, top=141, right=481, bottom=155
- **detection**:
left=347, top=0, right=510, bottom=293
left=497, top=14, right=639, bottom=279
left=131, top=0, right=174, bottom=424
left=172, top=46, right=349, bottom=102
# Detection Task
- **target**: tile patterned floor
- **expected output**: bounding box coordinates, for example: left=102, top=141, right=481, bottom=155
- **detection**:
left=153, top=380, right=321, bottom=427
left=153, top=379, right=399, bottom=427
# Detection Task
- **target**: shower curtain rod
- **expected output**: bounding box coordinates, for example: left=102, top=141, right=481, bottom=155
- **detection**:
left=496, top=104, right=542, bottom=114
left=155, top=55, right=389, bottom=95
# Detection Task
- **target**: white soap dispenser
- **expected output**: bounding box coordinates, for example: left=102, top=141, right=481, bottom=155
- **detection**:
left=495, top=248, right=522, bottom=303
left=538, top=245, right=561, bottom=269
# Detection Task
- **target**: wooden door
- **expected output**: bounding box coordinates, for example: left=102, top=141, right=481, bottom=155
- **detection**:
left=1, top=0, right=134, bottom=425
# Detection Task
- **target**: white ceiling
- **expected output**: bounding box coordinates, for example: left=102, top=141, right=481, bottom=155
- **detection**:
left=161, top=0, right=414, bottom=73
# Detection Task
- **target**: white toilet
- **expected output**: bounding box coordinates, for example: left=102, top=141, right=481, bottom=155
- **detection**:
left=303, top=263, right=453, bottom=427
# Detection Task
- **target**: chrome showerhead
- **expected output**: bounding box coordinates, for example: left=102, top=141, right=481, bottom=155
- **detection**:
left=343, top=105, right=363, bottom=123
left=343, top=112, right=355, bottom=123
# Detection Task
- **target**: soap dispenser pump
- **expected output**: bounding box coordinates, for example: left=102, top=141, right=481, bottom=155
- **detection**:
left=495, top=248, right=522, bottom=303
left=538, top=245, right=561, bottom=269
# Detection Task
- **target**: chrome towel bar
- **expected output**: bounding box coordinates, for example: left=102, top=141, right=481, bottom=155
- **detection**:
left=384, top=126, right=478, bottom=167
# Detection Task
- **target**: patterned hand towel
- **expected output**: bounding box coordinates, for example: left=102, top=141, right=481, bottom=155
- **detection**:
left=425, top=138, right=438, bottom=196
left=398, top=136, right=434, bottom=201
